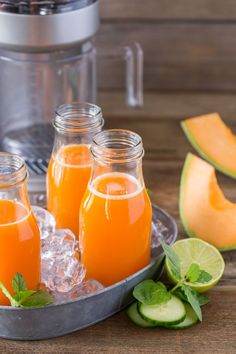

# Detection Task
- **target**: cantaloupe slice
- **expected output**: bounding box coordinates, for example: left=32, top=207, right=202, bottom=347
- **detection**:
left=181, top=113, right=236, bottom=178
left=180, top=153, right=236, bottom=251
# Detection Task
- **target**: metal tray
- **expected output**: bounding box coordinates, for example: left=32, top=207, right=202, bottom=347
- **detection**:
left=0, top=205, right=177, bottom=340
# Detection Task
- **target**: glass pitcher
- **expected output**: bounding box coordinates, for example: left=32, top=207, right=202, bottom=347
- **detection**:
left=0, top=152, right=41, bottom=305
left=79, top=129, right=152, bottom=286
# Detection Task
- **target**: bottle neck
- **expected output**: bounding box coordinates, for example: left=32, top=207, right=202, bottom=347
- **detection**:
left=89, top=129, right=145, bottom=188
left=52, top=102, right=104, bottom=157
left=0, top=153, right=31, bottom=211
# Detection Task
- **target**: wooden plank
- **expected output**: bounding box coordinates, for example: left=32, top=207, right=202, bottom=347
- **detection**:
left=100, top=0, right=236, bottom=21
left=1, top=289, right=235, bottom=353
left=97, top=23, right=236, bottom=91
left=98, top=91, right=236, bottom=120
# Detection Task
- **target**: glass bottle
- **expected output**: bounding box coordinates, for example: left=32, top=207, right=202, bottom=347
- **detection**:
left=47, top=102, right=104, bottom=236
left=0, top=152, right=40, bottom=305
left=79, top=129, right=152, bottom=286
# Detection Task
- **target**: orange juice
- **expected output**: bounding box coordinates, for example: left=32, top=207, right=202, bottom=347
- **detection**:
left=47, top=144, right=91, bottom=235
left=0, top=200, right=40, bottom=305
left=80, top=172, right=152, bottom=286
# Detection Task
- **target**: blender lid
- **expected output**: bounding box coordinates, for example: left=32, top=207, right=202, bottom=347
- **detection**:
left=0, top=0, right=99, bottom=50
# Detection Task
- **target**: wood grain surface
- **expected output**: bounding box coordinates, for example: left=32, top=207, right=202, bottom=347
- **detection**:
left=97, top=22, right=236, bottom=91
left=0, top=92, right=235, bottom=353
left=98, top=0, right=236, bottom=91
left=101, top=0, right=236, bottom=21
left=0, top=289, right=235, bottom=354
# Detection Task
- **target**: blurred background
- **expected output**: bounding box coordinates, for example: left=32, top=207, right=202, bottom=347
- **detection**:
left=0, top=0, right=235, bottom=208
left=98, top=0, right=236, bottom=214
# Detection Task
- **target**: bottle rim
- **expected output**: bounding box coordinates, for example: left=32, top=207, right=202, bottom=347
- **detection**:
left=91, top=129, right=144, bottom=163
left=0, top=152, right=27, bottom=187
left=53, top=102, right=104, bottom=134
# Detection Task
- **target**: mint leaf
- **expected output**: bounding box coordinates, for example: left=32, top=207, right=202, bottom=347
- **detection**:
left=186, top=263, right=201, bottom=283
left=0, top=281, right=18, bottom=307
left=162, top=242, right=181, bottom=280
left=133, top=280, right=171, bottom=305
left=20, top=291, right=54, bottom=308
left=196, top=270, right=213, bottom=284
left=181, top=284, right=202, bottom=321
left=0, top=273, right=53, bottom=308
left=12, top=272, right=27, bottom=293
left=173, top=287, right=209, bottom=306
left=14, top=290, right=36, bottom=304
left=196, top=293, right=209, bottom=306
left=146, top=188, right=152, bottom=197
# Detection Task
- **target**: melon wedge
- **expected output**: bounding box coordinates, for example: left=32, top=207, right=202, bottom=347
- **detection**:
left=180, top=153, right=236, bottom=251
left=181, top=113, right=236, bottom=178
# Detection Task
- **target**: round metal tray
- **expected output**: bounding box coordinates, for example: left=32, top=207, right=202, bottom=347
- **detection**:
left=0, top=205, right=177, bottom=340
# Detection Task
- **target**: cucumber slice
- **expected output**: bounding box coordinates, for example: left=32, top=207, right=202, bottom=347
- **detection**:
left=138, top=295, right=186, bottom=326
left=167, top=303, right=199, bottom=329
left=126, top=302, right=157, bottom=328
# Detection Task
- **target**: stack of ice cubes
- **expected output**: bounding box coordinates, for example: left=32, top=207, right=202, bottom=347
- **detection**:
left=32, top=206, right=167, bottom=304
left=32, top=206, right=104, bottom=304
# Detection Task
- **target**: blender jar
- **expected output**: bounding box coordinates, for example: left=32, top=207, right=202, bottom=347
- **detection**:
left=0, top=0, right=143, bottom=200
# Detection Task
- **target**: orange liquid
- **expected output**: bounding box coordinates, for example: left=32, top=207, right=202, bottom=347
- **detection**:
left=47, top=144, right=91, bottom=236
left=0, top=200, right=40, bottom=305
left=80, top=172, right=152, bottom=286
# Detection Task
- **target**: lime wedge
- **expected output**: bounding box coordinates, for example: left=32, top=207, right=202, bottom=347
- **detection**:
left=165, top=238, right=225, bottom=292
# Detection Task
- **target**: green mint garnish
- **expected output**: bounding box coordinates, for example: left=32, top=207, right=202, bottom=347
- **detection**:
left=133, top=279, right=171, bottom=306
left=185, top=263, right=201, bottom=283
left=161, top=242, right=181, bottom=280
left=0, top=273, right=53, bottom=308
left=173, top=287, right=209, bottom=307
left=186, top=263, right=212, bottom=284
left=196, top=270, right=213, bottom=284
left=181, top=284, right=202, bottom=322
left=12, top=272, right=27, bottom=292
left=160, top=242, right=213, bottom=320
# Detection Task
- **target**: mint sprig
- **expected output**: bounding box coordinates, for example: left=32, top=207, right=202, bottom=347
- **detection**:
left=0, top=273, right=53, bottom=308
left=161, top=242, right=212, bottom=321
left=173, top=287, right=209, bottom=306
left=181, top=284, right=202, bottom=321
left=162, top=243, right=181, bottom=280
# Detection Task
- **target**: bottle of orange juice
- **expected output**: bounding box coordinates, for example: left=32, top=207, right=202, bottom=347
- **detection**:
left=79, top=129, right=152, bottom=286
left=0, top=153, right=41, bottom=305
left=47, top=103, right=104, bottom=236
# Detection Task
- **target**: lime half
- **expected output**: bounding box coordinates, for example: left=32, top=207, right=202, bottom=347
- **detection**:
left=165, top=238, right=225, bottom=292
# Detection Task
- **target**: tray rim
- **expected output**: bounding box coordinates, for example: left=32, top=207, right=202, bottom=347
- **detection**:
left=0, top=204, right=177, bottom=313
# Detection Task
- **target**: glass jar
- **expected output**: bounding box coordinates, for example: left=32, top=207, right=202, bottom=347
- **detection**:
left=47, top=102, right=104, bottom=236
left=0, top=152, right=41, bottom=305
left=79, top=129, right=152, bottom=286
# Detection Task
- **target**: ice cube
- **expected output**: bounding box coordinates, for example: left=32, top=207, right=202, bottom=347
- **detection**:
left=41, top=229, right=85, bottom=293
left=32, top=206, right=56, bottom=240
left=41, top=229, right=76, bottom=260
left=52, top=279, right=104, bottom=303
left=46, top=259, right=86, bottom=293
left=151, top=219, right=169, bottom=248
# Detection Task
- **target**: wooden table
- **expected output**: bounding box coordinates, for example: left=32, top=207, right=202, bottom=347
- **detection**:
left=1, top=92, right=236, bottom=353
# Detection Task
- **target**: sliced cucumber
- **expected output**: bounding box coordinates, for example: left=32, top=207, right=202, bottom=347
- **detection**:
left=126, top=302, right=157, bottom=328
left=167, top=303, right=199, bottom=329
left=138, top=295, right=186, bottom=326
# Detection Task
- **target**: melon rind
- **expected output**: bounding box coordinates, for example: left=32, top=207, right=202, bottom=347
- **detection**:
left=181, top=120, right=236, bottom=179
left=179, top=153, right=236, bottom=252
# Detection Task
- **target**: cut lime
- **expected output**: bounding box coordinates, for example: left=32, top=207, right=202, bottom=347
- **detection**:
left=165, top=238, right=225, bottom=292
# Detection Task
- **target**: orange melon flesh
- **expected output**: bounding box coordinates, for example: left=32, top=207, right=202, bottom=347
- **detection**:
left=181, top=113, right=236, bottom=178
left=180, top=153, right=236, bottom=251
